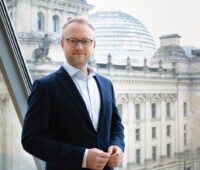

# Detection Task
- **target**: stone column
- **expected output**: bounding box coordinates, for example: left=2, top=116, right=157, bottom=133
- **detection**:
left=144, top=94, right=151, bottom=164
left=31, top=5, right=37, bottom=31
left=122, top=94, right=132, bottom=169
left=16, top=0, right=32, bottom=32
left=127, top=94, right=134, bottom=165
left=160, top=94, right=167, bottom=159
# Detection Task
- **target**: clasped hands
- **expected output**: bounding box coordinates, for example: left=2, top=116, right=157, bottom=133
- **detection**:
left=87, top=145, right=123, bottom=170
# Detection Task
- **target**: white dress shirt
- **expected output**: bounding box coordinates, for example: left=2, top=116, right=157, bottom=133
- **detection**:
left=62, top=62, right=101, bottom=167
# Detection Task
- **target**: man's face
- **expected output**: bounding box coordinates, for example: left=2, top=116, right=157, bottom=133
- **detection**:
left=61, top=22, right=96, bottom=68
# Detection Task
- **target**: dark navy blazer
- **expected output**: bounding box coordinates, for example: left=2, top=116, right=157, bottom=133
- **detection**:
left=22, top=66, right=125, bottom=170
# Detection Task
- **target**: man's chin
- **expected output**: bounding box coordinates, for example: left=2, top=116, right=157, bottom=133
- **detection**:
left=73, top=54, right=85, bottom=57
left=71, top=61, right=88, bottom=67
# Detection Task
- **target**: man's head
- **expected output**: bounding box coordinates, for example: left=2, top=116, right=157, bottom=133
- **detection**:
left=61, top=17, right=96, bottom=69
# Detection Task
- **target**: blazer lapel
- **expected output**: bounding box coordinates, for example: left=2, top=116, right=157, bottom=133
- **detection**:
left=56, top=66, right=96, bottom=132
left=94, top=75, right=107, bottom=133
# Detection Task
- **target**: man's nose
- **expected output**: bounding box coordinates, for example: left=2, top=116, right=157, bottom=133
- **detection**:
left=75, top=42, right=84, bottom=49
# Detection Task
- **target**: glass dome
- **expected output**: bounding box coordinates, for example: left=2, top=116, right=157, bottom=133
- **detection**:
left=89, top=11, right=156, bottom=65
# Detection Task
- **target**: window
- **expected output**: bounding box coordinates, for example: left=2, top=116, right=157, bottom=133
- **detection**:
left=135, top=103, right=140, bottom=120
left=2, top=0, right=200, bottom=170
left=151, top=103, right=156, bottom=118
left=152, top=146, right=157, bottom=161
left=52, top=15, right=60, bottom=32
left=152, top=127, right=156, bottom=139
left=136, top=128, right=140, bottom=141
left=167, top=144, right=171, bottom=157
left=0, top=75, right=37, bottom=170
left=184, top=125, right=187, bottom=145
left=136, top=149, right=141, bottom=164
left=184, top=102, right=187, bottom=117
left=166, top=125, right=171, bottom=137
left=37, top=12, right=45, bottom=31
left=1, top=1, right=41, bottom=169
left=166, top=102, right=170, bottom=117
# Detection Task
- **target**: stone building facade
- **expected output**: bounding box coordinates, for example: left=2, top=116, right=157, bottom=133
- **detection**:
left=1, top=0, right=200, bottom=170
left=5, top=0, right=93, bottom=61
left=26, top=35, right=200, bottom=170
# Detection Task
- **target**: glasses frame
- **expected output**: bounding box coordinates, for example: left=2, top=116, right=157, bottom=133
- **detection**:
left=62, top=37, right=94, bottom=47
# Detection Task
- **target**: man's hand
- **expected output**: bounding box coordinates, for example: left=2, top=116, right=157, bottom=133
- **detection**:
left=107, top=145, right=123, bottom=168
left=87, top=148, right=110, bottom=170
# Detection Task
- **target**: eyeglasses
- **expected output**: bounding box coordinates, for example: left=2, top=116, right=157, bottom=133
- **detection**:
left=63, top=37, right=93, bottom=47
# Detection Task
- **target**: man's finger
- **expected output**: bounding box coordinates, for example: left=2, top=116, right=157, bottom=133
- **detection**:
left=97, top=151, right=110, bottom=158
left=108, top=146, right=114, bottom=154
left=96, top=157, right=108, bottom=163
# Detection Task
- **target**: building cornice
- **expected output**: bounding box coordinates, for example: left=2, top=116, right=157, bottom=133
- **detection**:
left=31, top=0, right=93, bottom=14
left=111, top=78, right=178, bottom=87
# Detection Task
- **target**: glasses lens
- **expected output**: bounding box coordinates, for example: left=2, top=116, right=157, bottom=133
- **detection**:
left=67, top=39, right=78, bottom=47
left=66, top=38, right=92, bottom=47
left=82, top=39, right=92, bottom=46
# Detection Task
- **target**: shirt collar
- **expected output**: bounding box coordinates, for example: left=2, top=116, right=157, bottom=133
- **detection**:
left=63, top=62, right=95, bottom=78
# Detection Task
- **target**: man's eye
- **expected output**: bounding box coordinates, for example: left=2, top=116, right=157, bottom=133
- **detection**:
left=82, top=40, right=88, bottom=44
left=70, top=39, right=77, bottom=43
left=82, top=40, right=87, bottom=44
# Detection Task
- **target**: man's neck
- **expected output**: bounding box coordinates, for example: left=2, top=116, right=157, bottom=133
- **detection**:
left=68, top=62, right=88, bottom=76
left=77, top=65, right=88, bottom=76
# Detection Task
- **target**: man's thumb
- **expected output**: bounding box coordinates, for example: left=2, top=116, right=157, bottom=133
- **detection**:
left=108, top=146, right=113, bottom=154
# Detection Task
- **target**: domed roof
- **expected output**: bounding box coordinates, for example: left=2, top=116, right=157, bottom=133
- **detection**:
left=89, top=11, right=156, bottom=65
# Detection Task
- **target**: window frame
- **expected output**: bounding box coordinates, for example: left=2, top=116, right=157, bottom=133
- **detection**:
left=166, top=125, right=171, bottom=137
left=135, top=103, right=140, bottom=120
left=151, top=103, right=156, bottom=119
left=152, top=126, right=156, bottom=139
left=167, top=143, right=171, bottom=157
left=135, top=128, right=140, bottom=141
left=52, top=15, right=59, bottom=33
left=136, top=149, right=141, bottom=164
left=166, top=102, right=170, bottom=118
left=0, top=1, right=44, bottom=170
left=37, top=12, right=45, bottom=31
left=152, top=146, right=157, bottom=161
left=183, top=102, right=187, bottom=117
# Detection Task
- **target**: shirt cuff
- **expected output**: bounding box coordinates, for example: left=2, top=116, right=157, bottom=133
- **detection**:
left=82, top=149, right=89, bottom=168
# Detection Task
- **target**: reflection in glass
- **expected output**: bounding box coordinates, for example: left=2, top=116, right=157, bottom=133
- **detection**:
left=3, top=0, right=200, bottom=170
left=0, top=73, right=36, bottom=170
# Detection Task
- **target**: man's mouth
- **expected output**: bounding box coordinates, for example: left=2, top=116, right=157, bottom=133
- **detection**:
left=73, top=53, right=84, bottom=55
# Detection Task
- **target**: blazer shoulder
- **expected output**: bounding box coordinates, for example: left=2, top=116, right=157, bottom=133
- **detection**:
left=95, top=73, right=112, bottom=84
left=33, top=67, right=62, bottom=86
left=33, top=66, right=64, bottom=85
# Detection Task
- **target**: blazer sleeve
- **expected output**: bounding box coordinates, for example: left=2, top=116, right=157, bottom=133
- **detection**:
left=21, top=80, right=85, bottom=169
left=109, top=82, right=125, bottom=152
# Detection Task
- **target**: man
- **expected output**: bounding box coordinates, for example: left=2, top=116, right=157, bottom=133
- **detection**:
left=22, top=17, right=125, bottom=170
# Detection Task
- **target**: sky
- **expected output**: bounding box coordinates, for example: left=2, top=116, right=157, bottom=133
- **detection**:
left=87, top=0, right=200, bottom=48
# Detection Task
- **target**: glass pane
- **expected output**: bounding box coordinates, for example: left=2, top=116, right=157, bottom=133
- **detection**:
left=4, top=0, right=200, bottom=170
left=0, top=72, right=36, bottom=170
